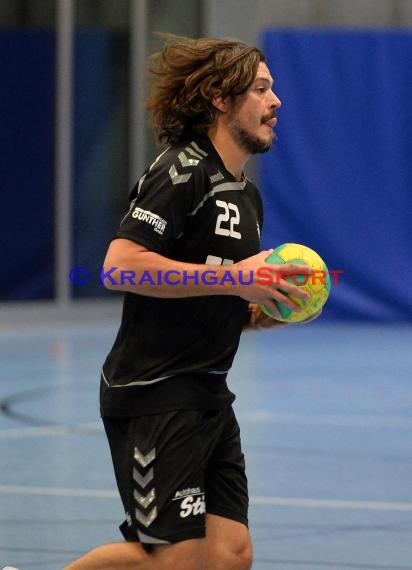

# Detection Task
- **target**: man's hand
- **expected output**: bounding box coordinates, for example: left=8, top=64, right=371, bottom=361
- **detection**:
left=245, top=303, right=288, bottom=330
left=234, top=250, right=312, bottom=320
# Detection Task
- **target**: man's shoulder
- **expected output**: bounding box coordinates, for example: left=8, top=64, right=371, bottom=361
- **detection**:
left=139, top=137, right=219, bottom=194
left=156, top=137, right=214, bottom=174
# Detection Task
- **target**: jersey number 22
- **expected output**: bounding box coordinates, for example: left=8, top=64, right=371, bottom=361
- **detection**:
left=215, top=200, right=241, bottom=240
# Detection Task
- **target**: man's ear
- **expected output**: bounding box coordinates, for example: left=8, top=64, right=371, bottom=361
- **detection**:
left=211, top=89, right=229, bottom=113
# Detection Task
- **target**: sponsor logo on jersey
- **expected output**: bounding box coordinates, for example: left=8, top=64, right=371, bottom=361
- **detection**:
left=131, top=207, right=167, bottom=235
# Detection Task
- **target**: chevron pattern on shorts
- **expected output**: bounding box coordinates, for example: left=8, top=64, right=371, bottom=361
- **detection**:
left=133, top=466, right=154, bottom=489
left=134, top=446, right=156, bottom=468
left=133, top=446, right=158, bottom=528
left=135, top=505, right=158, bottom=528
left=134, top=488, right=156, bottom=509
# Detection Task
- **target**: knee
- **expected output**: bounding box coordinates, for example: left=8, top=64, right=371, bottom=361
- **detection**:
left=213, top=538, right=253, bottom=570
left=231, top=540, right=253, bottom=570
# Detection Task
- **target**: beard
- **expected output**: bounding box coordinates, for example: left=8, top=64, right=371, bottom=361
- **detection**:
left=229, top=121, right=276, bottom=155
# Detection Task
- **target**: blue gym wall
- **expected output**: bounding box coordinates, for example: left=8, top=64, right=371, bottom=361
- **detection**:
left=0, top=30, right=126, bottom=302
left=0, top=31, right=55, bottom=300
left=260, top=29, right=412, bottom=322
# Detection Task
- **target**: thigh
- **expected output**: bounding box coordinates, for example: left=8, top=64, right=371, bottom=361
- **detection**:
left=103, top=409, right=227, bottom=546
left=205, top=407, right=249, bottom=527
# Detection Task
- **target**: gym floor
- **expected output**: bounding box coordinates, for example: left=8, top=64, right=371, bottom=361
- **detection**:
left=1, top=314, right=412, bottom=569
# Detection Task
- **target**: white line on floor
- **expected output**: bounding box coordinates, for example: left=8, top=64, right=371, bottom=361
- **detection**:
left=241, top=411, right=412, bottom=429
left=0, top=422, right=102, bottom=439
left=1, top=485, right=412, bottom=512
left=2, top=411, right=412, bottom=440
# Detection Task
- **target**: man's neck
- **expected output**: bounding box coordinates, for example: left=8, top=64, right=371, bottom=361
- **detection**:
left=207, top=125, right=249, bottom=182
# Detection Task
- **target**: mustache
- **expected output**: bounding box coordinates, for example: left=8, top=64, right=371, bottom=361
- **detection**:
left=261, top=111, right=277, bottom=123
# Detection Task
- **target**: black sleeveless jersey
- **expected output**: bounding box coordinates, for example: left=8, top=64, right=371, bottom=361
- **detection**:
left=101, top=135, right=263, bottom=417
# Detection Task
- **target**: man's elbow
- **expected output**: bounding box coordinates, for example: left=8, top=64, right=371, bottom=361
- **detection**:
left=100, top=261, right=121, bottom=291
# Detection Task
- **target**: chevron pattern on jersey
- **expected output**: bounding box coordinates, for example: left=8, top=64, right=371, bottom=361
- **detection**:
left=190, top=141, right=208, bottom=157
left=168, top=141, right=208, bottom=185
left=169, top=164, right=192, bottom=185
left=178, top=151, right=199, bottom=167
left=133, top=446, right=157, bottom=528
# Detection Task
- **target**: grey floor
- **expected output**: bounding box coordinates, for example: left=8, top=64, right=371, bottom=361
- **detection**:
left=1, top=316, right=412, bottom=569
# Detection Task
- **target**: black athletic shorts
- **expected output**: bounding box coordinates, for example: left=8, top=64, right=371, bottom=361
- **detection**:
left=103, top=406, right=248, bottom=545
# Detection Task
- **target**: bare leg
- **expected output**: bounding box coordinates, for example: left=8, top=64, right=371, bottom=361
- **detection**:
left=63, top=538, right=205, bottom=570
left=62, top=541, right=149, bottom=570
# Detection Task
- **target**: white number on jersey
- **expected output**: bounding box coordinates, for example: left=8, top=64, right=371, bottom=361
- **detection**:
left=215, top=200, right=241, bottom=240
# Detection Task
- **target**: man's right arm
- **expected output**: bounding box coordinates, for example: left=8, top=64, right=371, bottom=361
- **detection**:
left=102, top=238, right=311, bottom=319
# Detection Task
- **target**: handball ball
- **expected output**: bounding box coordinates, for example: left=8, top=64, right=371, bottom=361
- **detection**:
left=260, top=243, right=331, bottom=323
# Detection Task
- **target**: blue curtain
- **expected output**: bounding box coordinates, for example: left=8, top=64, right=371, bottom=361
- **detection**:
left=0, top=31, right=55, bottom=300
left=72, top=30, right=128, bottom=299
left=260, top=30, right=412, bottom=322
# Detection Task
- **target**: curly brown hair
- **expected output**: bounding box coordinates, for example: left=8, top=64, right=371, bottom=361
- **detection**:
left=146, top=34, right=265, bottom=144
